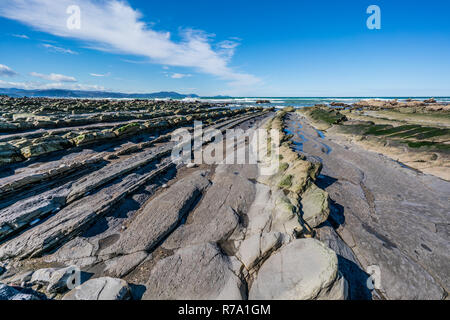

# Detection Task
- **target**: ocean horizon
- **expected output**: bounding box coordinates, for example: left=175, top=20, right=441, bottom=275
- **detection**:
left=193, top=96, right=450, bottom=108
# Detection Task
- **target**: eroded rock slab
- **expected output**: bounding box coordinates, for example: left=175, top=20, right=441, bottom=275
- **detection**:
left=62, top=277, right=131, bottom=300
left=249, top=238, right=346, bottom=300
left=143, top=243, right=245, bottom=300
left=0, top=283, right=46, bottom=300
left=300, top=183, right=330, bottom=228
left=101, top=170, right=211, bottom=256
left=0, top=162, right=174, bottom=260
left=286, top=113, right=450, bottom=299
left=162, top=163, right=257, bottom=250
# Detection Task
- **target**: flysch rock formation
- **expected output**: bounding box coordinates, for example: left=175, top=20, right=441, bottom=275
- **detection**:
left=1, top=98, right=446, bottom=300
left=285, top=111, right=449, bottom=300
left=0, top=99, right=276, bottom=300
left=0, top=101, right=350, bottom=301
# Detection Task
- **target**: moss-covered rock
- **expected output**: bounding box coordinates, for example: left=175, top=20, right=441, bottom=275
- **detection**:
left=300, top=183, right=330, bottom=228
left=20, top=136, right=72, bottom=158
left=113, top=123, right=143, bottom=136
left=297, top=106, right=347, bottom=130
left=278, top=174, right=293, bottom=189
left=73, top=129, right=116, bottom=146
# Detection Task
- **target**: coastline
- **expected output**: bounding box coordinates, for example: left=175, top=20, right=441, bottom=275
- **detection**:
left=0, top=97, right=448, bottom=300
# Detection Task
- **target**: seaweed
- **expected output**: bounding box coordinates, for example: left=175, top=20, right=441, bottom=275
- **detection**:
left=278, top=174, right=293, bottom=188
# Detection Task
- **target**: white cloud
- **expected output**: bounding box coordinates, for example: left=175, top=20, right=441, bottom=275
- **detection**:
left=90, top=72, right=111, bottom=77
left=0, top=79, right=104, bottom=91
left=43, top=43, right=78, bottom=54
left=0, top=64, right=18, bottom=77
left=12, top=34, right=29, bottom=39
left=30, top=72, right=77, bottom=82
left=0, top=0, right=260, bottom=86
left=121, top=58, right=150, bottom=64
left=171, top=73, right=191, bottom=79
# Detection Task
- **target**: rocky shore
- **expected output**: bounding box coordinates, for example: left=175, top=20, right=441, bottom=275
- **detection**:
left=298, top=99, right=449, bottom=180
left=284, top=110, right=449, bottom=299
left=0, top=97, right=448, bottom=300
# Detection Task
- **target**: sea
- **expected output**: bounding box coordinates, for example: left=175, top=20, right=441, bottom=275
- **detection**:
left=186, top=97, right=450, bottom=109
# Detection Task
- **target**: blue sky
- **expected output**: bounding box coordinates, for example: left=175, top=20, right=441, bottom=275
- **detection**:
left=0, top=0, right=449, bottom=96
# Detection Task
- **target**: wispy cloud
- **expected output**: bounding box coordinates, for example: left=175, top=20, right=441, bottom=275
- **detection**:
left=121, top=58, right=150, bottom=64
left=0, top=79, right=104, bottom=91
left=90, top=72, right=111, bottom=77
left=0, top=64, right=18, bottom=77
left=12, top=34, right=29, bottom=39
left=42, top=43, right=78, bottom=55
left=170, top=73, right=192, bottom=79
left=30, top=72, right=77, bottom=82
left=0, top=0, right=259, bottom=86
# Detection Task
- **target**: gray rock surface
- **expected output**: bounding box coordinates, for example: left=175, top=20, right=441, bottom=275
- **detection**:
left=0, top=153, right=101, bottom=195
left=162, top=163, right=257, bottom=250
left=0, top=283, right=46, bottom=300
left=300, top=183, right=330, bottom=228
left=317, top=221, right=376, bottom=300
left=143, top=243, right=245, bottom=300
left=0, top=162, right=173, bottom=260
left=249, top=238, right=345, bottom=300
left=66, top=145, right=171, bottom=203
left=62, top=277, right=131, bottom=300
left=103, top=251, right=148, bottom=278
left=3, top=270, right=34, bottom=285
left=46, top=266, right=80, bottom=294
left=0, top=185, right=68, bottom=241
left=101, top=170, right=211, bottom=256
left=286, top=113, right=450, bottom=299
left=236, top=232, right=285, bottom=270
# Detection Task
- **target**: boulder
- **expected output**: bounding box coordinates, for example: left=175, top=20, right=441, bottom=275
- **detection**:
left=275, top=158, right=321, bottom=195
left=30, top=267, right=55, bottom=285
left=143, top=243, right=245, bottom=300
left=236, top=232, right=285, bottom=270
left=249, top=238, right=346, bottom=300
left=271, top=192, right=303, bottom=235
left=27, top=265, right=79, bottom=294
left=300, top=183, right=330, bottom=227
left=62, top=277, right=131, bottom=300
left=47, top=266, right=80, bottom=294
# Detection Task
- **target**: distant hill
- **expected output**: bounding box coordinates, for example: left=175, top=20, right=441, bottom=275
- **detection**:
left=0, top=88, right=199, bottom=99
